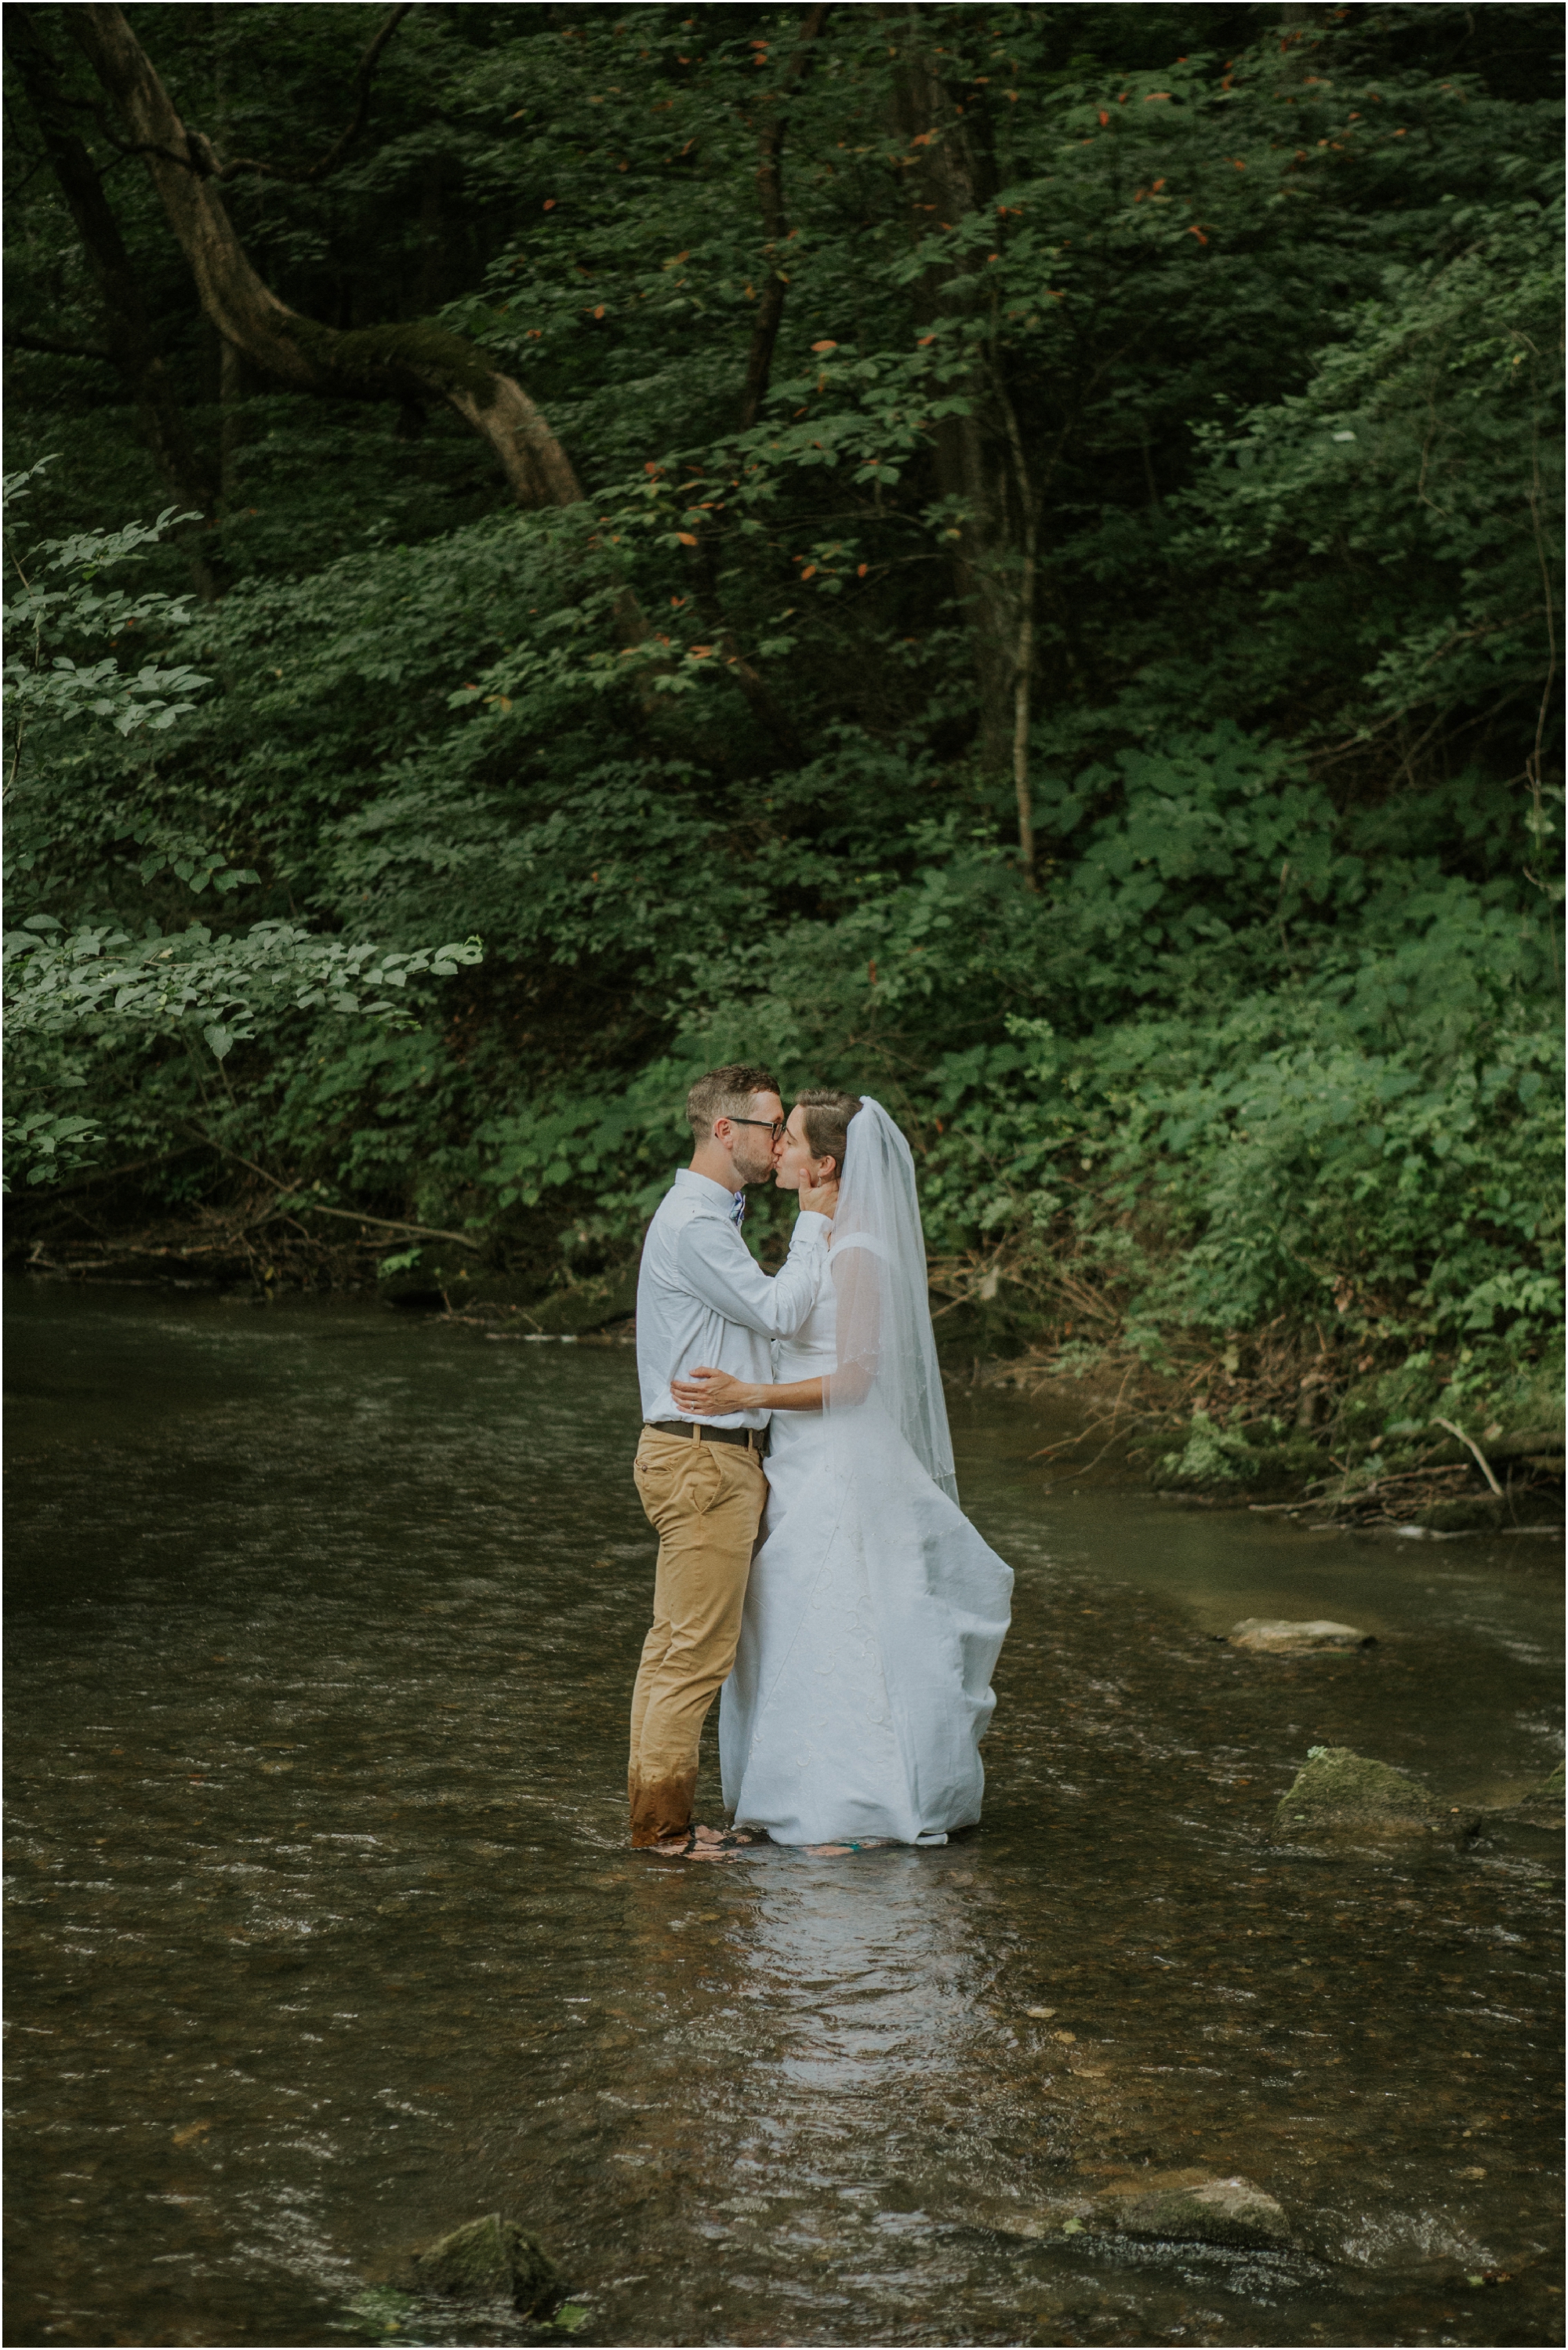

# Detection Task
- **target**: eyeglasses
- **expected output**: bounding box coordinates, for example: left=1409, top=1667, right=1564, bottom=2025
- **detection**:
left=726, top=1116, right=786, bottom=1142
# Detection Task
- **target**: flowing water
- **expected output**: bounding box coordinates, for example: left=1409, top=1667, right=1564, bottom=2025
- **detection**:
left=5, top=1284, right=1562, bottom=2349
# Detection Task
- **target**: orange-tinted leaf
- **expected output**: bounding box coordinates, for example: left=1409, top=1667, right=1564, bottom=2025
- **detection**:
left=676, top=532, right=698, bottom=546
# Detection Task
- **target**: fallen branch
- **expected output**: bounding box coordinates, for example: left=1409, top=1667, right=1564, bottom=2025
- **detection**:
left=185, top=1129, right=484, bottom=1250
left=285, top=1197, right=481, bottom=1251
left=1431, top=1415, right=1504, bottom=1498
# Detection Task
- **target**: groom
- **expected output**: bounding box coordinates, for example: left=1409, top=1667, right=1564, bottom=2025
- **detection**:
left=629, top=1063, right=835, bottom=1849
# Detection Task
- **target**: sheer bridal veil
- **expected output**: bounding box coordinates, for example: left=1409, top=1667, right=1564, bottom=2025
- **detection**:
left=824, top=1096, right=959, bottom=1502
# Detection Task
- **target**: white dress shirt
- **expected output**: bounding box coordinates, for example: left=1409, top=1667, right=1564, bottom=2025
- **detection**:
left=637, top=1169, right=831, bottom=1429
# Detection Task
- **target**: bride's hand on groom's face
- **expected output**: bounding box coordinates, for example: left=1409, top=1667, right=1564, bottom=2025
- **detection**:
left=671, top=1366, right=755, bottom=1415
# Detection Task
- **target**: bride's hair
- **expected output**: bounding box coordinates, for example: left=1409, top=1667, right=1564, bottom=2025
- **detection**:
left=794, top=1088, right=862, bottom=1178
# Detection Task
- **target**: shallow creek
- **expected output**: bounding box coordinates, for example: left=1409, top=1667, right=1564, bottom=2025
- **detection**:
left=5, top=1284, right=1562, bottom=2348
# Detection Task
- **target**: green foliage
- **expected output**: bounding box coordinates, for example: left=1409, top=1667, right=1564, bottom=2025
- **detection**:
left=2, top=2, right=1559, bottom=1415
left=2, top=475, right=483, bottom=1186
left=1158, top=1413, right=1262, bottom=1491
left=5, top=913, right=484, bottom=1067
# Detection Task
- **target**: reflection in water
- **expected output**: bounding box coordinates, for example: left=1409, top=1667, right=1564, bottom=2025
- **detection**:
left=5, top=1284, right=1562, bottom=2348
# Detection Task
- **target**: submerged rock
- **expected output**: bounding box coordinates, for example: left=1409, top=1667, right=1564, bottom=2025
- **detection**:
left=1116, top=2175, right=1290, bottom=2249
left=1492, top=1759, right=1565, bottom=1829
left=1229, top=1618, right=1371, bottom=1654
left=1274, top=1745, right=1475, bottom=1836
left=408, top=2214, right=559, bottom=2314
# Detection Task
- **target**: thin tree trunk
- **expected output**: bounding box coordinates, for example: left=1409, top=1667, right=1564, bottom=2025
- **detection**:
left=884, top=20, right=1015, bottom=782
left=6, top=5, right=223, bottom=601
left=995, top=368, right=1040, bottom=887
left=219, top=336, right=249, bottom=507
left=739, top=4, right=829, bottom=430
left=67, top=4, right=586, bottom=514
left=1011, top=515, right=1038, bottom=884
left=416, top=151, right=451, bottom=314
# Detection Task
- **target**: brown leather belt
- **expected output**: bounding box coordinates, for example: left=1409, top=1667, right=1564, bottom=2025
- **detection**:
left=645, top=1418, right=768, bottom=1455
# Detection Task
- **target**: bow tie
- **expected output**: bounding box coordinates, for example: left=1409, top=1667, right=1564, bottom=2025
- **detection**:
left=731, top=1190, right=746, bottom=1227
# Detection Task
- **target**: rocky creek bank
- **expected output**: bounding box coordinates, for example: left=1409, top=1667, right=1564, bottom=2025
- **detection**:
left=1151, top=1412, right=1563, bottom=1533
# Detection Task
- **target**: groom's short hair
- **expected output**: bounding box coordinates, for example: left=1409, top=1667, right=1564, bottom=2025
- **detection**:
left=686, top=1063, right=780, bottom=1140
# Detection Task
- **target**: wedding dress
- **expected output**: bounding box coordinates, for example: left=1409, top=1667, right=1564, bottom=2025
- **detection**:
left=718, top=1099, right=1013, bottom=1846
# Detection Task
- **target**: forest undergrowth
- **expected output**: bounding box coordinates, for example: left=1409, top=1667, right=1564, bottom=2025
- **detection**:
left=5, top=2, right=1562, bottom=1504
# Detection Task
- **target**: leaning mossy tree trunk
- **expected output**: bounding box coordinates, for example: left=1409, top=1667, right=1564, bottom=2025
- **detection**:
left=67, top=5, right=585, bottom=512
left=5, top=6, right=223, bottom=601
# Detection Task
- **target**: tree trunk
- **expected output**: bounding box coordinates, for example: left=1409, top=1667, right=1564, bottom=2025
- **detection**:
left=219, top=336, right=249, bottom=507
left=739, top=5, right=829, bottom=430
left=884, top=26, right=1018, bottom=790
left=67, top=4, right=586, bottom=514
left=994, top=366, right=1040, bottom=886
left=5, top=5, right=223, bottom=601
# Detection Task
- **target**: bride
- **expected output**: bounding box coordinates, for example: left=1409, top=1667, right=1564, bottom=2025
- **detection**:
left=670, top=1092, right=1013, bottom=1848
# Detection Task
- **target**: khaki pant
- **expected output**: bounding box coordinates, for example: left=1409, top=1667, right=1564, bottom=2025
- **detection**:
left=628, top=1426, right=767, bottom=1847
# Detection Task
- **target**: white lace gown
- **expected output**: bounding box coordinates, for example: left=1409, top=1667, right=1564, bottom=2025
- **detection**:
left=718, top=1251, right=1014, bottom=1846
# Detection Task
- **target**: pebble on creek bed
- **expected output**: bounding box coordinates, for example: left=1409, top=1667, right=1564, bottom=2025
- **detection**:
left=1274, top=1744, right=1478, bottom=1836
left=1113, top=2174, right=1291, bottom=2250
left=1228, top=1617, right=1372, bottom=1654
left=407, top=2214, right=560, bottom=2313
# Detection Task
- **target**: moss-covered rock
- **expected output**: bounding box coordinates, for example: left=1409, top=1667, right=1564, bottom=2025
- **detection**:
left=408, top=2214, right=558, bottom=2314
left=1116, top=2175, right=1290, bottom=2249
left=529, top=1266, right=638, bottom=1335
left=1274, top=1745, right=1446, bottom=1834
left=1243, top=1435, right=1326, bottom=1486
left=1497, top=1759, right=1566, bottom=1829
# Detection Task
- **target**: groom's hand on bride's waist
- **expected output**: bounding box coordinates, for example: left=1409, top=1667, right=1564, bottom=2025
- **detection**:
left=670, top=1366, right=757, bottom=1415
